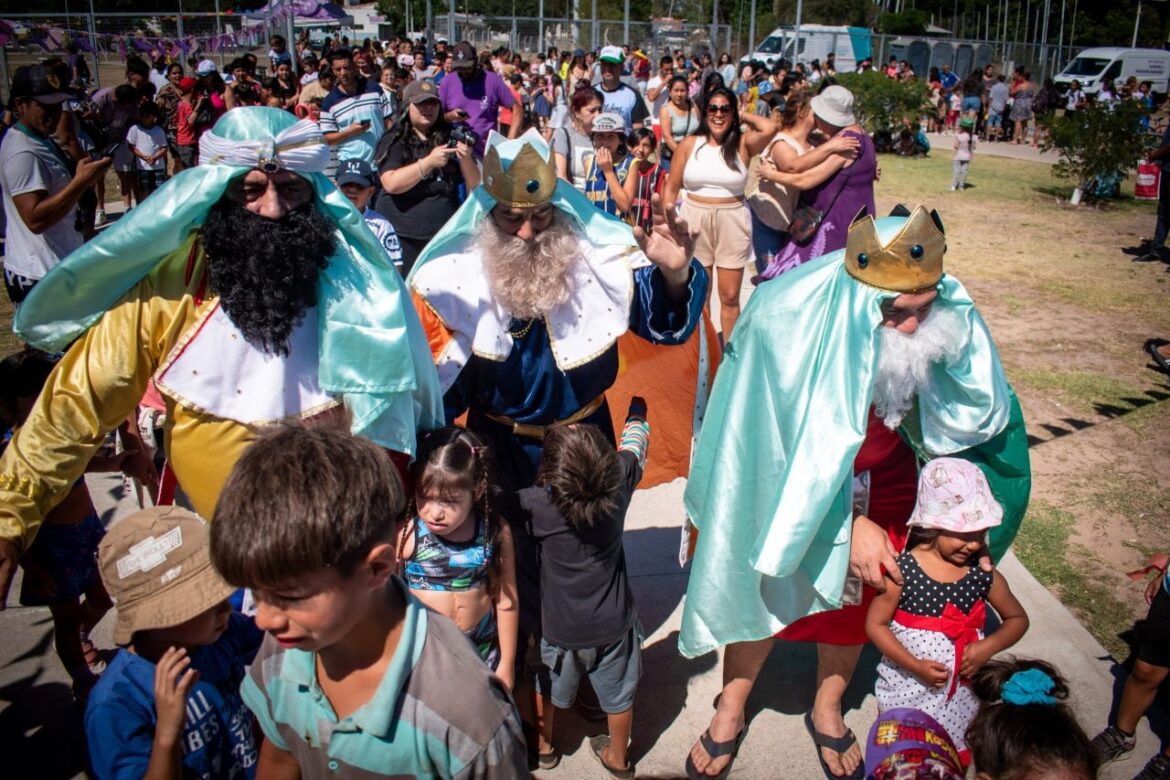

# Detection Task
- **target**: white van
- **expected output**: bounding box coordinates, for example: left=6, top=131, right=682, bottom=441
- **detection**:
left=741, top=24, right=873, bottom=73
left=1054, top=47, right=1170, bottom=98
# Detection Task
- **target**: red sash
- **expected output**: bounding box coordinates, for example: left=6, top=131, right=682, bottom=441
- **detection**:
left=893, top=600, right=986, bottom=699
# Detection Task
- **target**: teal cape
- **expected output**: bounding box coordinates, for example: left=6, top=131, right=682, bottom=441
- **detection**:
left=679, top=214, right=1030, bottom=658
left=407, top=128, right=637, bottom=278
left=14, top=108, right=443, bottom=455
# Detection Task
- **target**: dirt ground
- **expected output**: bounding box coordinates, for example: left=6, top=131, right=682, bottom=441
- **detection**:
left=875, top=152, right=1170, bottom=658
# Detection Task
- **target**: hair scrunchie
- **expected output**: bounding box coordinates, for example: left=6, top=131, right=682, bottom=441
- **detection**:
left=1001, top=668, right=1057, bottom=706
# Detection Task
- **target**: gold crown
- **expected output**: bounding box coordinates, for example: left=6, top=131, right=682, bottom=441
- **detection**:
left=844, top=205, right=946, bottom=293
left=482, top=142, right=557, bottom=208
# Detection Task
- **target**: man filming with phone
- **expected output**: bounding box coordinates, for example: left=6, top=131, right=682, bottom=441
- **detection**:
left=319, top=49, right=394, bottom=166
left=0, top=65, right=111, bottom=307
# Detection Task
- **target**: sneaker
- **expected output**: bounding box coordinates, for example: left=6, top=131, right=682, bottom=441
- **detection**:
left=94, top=208, right=106, bottom=225
left=1134, top=251, right=1169, bottom=263
left=1091, top=725, right=1136, bottom=764
left=1135, top=753, right=1170, bottom=780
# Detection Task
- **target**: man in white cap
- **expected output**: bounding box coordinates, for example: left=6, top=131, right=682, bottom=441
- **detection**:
left=757, top=84, right=878, bottom=281
left=597, top=45, right=648, bottom=133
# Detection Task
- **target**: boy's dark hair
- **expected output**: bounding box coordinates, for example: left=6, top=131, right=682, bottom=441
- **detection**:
left=113, top=84, right=138, bottom=105
left=210, top=424, right=405, bottom=590
left=0, top=349, right=56, bottom=405
left=537, top=424, right=621, bottom=529
left=328, top=49, right=353, bottom=65
left=137, top=101, right=160, bottom=118
left=965, top=657, right=1098, bottom=779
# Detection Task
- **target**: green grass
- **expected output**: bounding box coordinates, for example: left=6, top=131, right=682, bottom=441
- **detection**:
left=0, top=294, right=20, bottom=356
left=1014, top=501, right=1136, bottom=659
left=1011, top=366, right=1149, bottom=414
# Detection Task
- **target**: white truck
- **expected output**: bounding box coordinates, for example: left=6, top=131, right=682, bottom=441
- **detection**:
left=1054, top=47, right=1170, bottom=100
left=740, top=24, right=873, bottom=72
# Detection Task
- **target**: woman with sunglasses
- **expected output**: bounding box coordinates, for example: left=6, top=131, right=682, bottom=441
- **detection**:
left=662, top=85, right=775, bottom=338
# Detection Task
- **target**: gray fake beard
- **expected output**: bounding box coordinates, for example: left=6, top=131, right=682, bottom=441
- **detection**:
left=872, top=305, right=966, bottom=429
left=479, top=213, right=583, bottom=321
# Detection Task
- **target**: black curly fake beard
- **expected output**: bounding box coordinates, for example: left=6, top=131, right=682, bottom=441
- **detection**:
left=201, top=198, right=335, bottom=356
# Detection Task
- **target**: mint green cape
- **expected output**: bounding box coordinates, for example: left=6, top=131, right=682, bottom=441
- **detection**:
left=14, top=108, right=442, bottom=455
left=408, top=129, right=636, bottom=278
left=679, top=215, right=1030, bottom=658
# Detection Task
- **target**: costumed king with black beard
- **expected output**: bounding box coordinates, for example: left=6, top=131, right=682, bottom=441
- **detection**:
left=680, top=206, right=1031, bottom=780
left=0, top=108, right=442, bottom=603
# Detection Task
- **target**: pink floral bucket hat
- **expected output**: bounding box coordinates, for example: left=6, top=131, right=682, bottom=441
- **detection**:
left=907, top=457, right=1003, bottom=533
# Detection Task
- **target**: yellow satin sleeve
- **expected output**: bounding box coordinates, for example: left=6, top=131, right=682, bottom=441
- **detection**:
left=0, top=236, right=210, bottom=552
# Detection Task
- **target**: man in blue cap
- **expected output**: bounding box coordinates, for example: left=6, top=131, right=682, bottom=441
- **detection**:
left=0, top=108, right=442, bottom=605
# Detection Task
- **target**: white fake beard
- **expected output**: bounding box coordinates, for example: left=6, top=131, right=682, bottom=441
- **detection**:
left=480, top=213, right=582, bottom=320
left=872, top=305, right=966, bottom=430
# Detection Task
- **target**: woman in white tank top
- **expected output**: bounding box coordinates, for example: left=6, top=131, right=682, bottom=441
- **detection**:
left=661, top=86, right=776, bottom=339
left=748, top=90, right=861, bottom=275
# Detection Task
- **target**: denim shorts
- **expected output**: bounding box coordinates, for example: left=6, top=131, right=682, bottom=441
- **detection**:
left=541, top=620, right=643, bottom=714
left=987, top=113, right=1003, bottom=128
left=962, top=96, right=983, bottom=113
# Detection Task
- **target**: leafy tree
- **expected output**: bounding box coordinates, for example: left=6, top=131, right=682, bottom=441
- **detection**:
left=1038, top=100, right=1152, bottom=203
left=834, top=71, right=928, bottom=133
left=877, top=10, right=928, bottom=35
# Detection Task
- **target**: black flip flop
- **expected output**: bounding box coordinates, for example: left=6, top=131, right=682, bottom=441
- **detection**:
left=684, top=724, right=748, bottom=780
left=1146, top=339, right=1170, bottom=374
left=588, top=734, right=635, bottom=779
left=804, top=711, right=864, bottom=780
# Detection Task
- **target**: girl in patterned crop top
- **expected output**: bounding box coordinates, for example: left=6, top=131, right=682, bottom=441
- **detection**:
left=396, top=428, right=518, bottom=689
left=865, top=458, right=1029, bottom=764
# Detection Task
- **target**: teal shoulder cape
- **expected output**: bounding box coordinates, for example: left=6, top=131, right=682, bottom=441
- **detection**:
left=15, top=108, right=442, bottom=455
left=679, top=215, right=1030, bottom=658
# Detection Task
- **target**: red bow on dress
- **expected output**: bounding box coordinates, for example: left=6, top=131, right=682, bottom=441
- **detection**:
left=894, top=600, right=986, bottom=699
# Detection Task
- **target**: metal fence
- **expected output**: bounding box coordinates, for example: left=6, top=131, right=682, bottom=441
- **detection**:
left=436, top=15, right=733, bottom=64
left=0, top=9, right=1095, bottom=102
left=0, top=11, right=287, bottom=98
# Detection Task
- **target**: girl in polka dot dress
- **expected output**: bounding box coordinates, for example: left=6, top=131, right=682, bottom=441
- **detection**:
left=865, top=457, right=1030, bottom=765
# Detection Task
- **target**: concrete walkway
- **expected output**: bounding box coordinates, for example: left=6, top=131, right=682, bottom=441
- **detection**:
left=0, top=472, right=1163, bottom=778
left=924, top=130, right=1061, bottom=165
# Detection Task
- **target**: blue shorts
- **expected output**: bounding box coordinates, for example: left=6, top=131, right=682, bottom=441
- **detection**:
left=987, top=113, right=1003, bottom=128
left=20, top=512, right=105, bottom=607
left=961, top=96, right=983, bottom=114
left=541, top=620, right=643, bottom=714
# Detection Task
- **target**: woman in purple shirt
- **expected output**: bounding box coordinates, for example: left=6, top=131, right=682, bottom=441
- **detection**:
left=757, top=85, right=876, bottom=282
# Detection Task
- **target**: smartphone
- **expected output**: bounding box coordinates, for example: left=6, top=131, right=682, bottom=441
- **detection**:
left=359, top=118, right=372, bottom=129
left=455, top=109, right=470, bottom=119
left=92, top=141, right=122, bottom=160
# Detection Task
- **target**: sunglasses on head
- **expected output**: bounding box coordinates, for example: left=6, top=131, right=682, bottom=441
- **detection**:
left=706, top=103, right=733, bottom=114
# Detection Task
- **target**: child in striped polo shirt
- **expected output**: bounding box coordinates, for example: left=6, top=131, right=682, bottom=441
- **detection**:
left=210, top=425, right=528, bottom=779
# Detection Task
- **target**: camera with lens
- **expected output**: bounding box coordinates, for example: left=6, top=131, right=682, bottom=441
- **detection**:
left=447, top=123, right=479, bottom=149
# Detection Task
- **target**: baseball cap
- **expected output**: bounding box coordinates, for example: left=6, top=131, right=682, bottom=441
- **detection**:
left=336, top=158, right=376, bottom=188
left=98, top=506, right=236, bottom=646
left=178, top=76, right=198, bottom=93
left=591, top=112, right=625, bottom=134
left=810, top=84, right=856, bottom=127
left=451, top=41, right=477, bottom=70
left=196, top=59, right=218, bottom=76
left=402, top=79, right=441, bottom=105
left=599, top=45, right=624, bottom=65
left=10, top=65, right=70, bottom=105
left=397, top=53, right=415, bottom=68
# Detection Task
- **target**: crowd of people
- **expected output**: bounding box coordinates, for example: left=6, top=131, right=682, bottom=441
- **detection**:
left=0, top=27, right=1167, bottom=780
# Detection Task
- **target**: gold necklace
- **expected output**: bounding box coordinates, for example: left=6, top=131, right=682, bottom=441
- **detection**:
left=508, top=318, right=536, bottom=339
